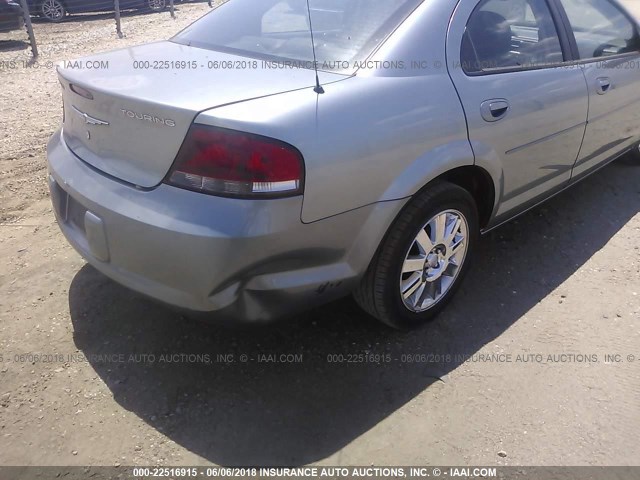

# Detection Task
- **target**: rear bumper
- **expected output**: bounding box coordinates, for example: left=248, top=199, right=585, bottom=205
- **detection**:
left=47, top=129, right=407, bottom=322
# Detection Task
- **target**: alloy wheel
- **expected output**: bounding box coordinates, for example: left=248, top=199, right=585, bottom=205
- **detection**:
left=148, top=0, right=166, bottom=11
left=41, top=0, right=65, bottom=21
left=399, top=209, right=469, bottom=312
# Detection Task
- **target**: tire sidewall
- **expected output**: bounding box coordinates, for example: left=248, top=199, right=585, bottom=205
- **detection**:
left=383, top=186, right=479, bottom=329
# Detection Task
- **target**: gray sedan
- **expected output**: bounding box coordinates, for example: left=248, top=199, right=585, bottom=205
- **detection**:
left=47, top=0, right=640, bottom=328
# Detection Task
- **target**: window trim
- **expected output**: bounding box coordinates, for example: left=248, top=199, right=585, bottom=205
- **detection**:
left=567, top=50, right=640, bottom=66
left=549, top=0, right=640, bottom=63
left=461, top=0, right=577, bottom=76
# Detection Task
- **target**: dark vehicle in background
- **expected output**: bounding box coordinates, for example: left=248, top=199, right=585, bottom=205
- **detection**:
left=0, top=0, right=24, bottom=33
left=29, top=0, right=166, bottom=22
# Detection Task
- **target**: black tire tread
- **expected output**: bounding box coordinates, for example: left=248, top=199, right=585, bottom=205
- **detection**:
left=353, top=181, right=477, bottom=328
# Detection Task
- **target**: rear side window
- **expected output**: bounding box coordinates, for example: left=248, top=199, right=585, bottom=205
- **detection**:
left=461, top=0, right=564, bottom=74
left=172, top=0, right=423, bottom=73
left=558, top=0, right=640, bottom=59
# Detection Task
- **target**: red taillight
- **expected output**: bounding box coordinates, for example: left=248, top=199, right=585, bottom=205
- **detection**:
left=165, top=125, right=304, bottom=198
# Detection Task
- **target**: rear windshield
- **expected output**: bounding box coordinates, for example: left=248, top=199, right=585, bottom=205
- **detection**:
left=172, top=0, right=423, bottom=73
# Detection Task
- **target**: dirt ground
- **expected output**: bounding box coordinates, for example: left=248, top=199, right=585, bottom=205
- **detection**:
left=1, top=1, right=639, bottom=468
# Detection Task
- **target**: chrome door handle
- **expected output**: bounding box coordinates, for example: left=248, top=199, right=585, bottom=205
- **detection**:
left=480, top=99, right=510, bottom=122
left=596, top=77, right=612, bottom=95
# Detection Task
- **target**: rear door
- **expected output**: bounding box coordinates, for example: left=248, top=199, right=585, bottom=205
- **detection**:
left=447, top=0, right=589, bottom=222
left=556, top=0, right=640, bottom=181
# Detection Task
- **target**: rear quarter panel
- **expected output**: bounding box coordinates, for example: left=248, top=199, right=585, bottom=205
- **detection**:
left=195, top=74, right=472, bottom=223
left=195, top=0, right=476, bottom=223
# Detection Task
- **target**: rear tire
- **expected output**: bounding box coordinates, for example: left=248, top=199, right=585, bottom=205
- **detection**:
left=354, top=181, right=479, bottom=329
left=629, top=143, right=640, bottom=162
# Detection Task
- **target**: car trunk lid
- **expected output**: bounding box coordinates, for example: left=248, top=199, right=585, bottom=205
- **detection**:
left=59, top=40, right=344, bottom=188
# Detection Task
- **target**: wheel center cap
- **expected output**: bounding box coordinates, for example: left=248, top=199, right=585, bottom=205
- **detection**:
left=426, top=253, right=440, bottom=269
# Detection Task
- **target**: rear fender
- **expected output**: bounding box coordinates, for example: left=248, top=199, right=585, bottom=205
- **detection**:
left=198, top=74, right=477, bottom=223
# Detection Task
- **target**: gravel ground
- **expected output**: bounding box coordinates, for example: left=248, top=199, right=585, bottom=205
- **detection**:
left=0, top=1, right=639, bottom=468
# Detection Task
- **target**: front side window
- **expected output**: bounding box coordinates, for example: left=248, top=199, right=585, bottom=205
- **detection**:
left=558, top=0, right=640, bottom=59
left=172, top=0, right=423, bottom=73
left=461, top=0, right=564, bottom=74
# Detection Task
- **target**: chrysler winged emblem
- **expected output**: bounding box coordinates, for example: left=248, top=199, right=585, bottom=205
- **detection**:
left=71, top=105, right=109, bottom=126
